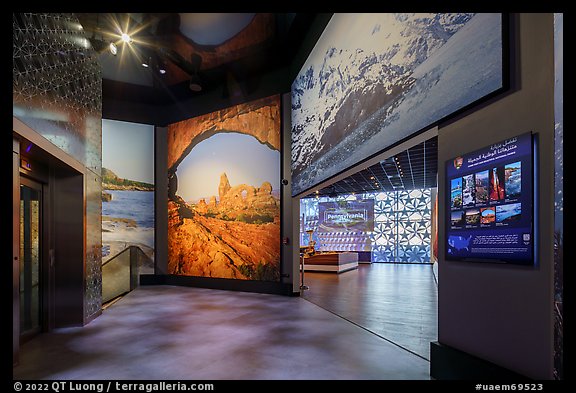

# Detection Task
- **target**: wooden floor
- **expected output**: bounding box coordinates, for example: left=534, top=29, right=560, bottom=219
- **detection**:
left=302, top=263, right=438, bottom=360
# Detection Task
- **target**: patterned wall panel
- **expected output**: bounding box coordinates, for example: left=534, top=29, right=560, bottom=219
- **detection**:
left=13, top=13, right=102, bottom=174
left=85, top=170, right=103, bottom=318
left=13, top=13, right=103, bottom=321
left=300, top=189, right=433, bottom=263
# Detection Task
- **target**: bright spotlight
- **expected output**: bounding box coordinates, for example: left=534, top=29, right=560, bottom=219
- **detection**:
left=109, top=42, right=118, bottom=56
left=121, top=33, right=132, bottom=43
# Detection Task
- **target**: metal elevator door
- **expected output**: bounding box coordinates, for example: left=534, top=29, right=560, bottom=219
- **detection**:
left=19, top=179, right=42, bottom=341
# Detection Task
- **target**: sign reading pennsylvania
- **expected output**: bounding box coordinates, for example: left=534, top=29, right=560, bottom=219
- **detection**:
left=318, top=199, right=375, bottom=232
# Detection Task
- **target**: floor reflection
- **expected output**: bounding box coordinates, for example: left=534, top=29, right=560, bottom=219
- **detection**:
left=302, top=263, right=438, bottom=360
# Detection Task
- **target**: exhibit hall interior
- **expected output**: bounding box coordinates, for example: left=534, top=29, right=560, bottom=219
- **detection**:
left=12, top=13, right=562, bottom=381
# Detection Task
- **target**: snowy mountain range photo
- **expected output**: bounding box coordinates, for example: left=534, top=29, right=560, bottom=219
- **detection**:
left=291, top=13, right=504, bottom=196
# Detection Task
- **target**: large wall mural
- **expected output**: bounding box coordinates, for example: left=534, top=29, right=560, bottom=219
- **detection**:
left=101, top=120, right=155, bottom=271
left=291, top=13, right=504, bottom=196
left=167, top=95, right=281, bottom=281
left=301, top=189, right=432, bottom=263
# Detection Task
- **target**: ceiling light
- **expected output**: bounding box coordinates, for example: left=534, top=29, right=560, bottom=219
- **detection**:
left=109, top=42, right=117, bottom=56
left=159, top=68, right=166, bottom=75
left=142, top=62, right=149, bottom=68
left=189, top=74, right=203, bottom=92
left=121, top=33, right=132, bottom=44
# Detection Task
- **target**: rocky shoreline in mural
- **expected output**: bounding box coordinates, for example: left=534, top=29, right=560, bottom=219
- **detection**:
left=102, top=167, right=154, bottom=192
left=168, top=172, right=280, bottom=281
left=101, top=183, right=155, bottom=266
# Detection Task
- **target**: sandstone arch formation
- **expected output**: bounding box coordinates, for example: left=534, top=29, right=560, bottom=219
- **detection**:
left=167, top=95, right=280, bottom=175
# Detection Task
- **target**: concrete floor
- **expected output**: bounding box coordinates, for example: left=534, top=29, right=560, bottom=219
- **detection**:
left=14, top=285, right=430, bottom=380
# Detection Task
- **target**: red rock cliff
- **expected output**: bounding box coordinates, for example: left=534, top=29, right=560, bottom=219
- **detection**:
left=167, top=95, right=280, bottom=173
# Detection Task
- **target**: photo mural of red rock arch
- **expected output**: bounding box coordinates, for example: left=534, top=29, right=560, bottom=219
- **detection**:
left=167, top=95, right=281, bottom=281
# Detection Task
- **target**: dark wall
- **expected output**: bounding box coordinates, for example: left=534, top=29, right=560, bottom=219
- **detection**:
left=103, top=65, right=292, bottom=127
left=53, top=170, right=84, bottom=327
left=154, top=127, right=169, bottom=275
left=437, top=14, right=555, bottom=379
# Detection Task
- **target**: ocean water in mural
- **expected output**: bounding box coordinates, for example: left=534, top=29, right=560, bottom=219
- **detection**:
left=102, top=190, right=154, bottom=258
left=101, top=120, right=155, bottom=268
left=291, top=13, right=503, bottom=196
left=167, top=95, right=281, bottom=281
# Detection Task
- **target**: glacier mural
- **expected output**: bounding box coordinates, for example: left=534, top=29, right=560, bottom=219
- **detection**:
left=291, top=13, right=504, bottom=196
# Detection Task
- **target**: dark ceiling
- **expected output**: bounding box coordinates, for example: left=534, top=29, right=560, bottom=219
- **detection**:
left=305, top=137, right=438, bottom=198
left=75, top=13, right=438, bottom=197
left=76, top=13, right=318, bottom=106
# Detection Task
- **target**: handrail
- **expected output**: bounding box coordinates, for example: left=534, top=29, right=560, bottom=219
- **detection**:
left=103, top=244, right=152, bottom=267
left=101, top=245, right=153, bottom=304
left=102, top=246, right=131, bottom=267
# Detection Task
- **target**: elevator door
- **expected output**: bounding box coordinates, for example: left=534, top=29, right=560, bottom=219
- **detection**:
left=20, top=178, right=42, bottom=341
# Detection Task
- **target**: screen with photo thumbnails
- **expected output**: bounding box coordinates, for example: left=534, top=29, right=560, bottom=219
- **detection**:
left=445, top=132, right=534, bottom=265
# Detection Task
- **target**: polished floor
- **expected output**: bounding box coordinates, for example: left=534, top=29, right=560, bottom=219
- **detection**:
left=14, top=285, right=430, bottom=380
left=302, top=263, right=438, bottom=359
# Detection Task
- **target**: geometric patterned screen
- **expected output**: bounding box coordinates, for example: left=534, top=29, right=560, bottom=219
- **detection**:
left=300, top=189, right=433, bottom=263
left=13, top=13, right=102, bottom=174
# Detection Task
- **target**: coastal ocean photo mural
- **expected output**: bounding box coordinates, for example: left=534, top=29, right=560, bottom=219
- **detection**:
left=167, top=95, right=281, bottom=281
left=101, top=120, right=155, bottom=272
left=291, top=13, right=505, bottom=196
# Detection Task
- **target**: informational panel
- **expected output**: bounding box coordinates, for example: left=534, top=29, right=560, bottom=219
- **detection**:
left=445, top=132, right=534, bottom=264
left=301, top=191, right=432, bottom=260
left=291, top=13, right=505, bottom=196
left=101, top=120, right=155, bottom=271
left=167, top=95, right=281, bottom=281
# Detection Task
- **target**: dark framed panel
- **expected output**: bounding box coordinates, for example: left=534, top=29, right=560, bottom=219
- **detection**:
left=444, top=132, right=535, bottom=265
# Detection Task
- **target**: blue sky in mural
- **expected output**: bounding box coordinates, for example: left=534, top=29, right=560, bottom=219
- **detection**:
left=177, top=132, right=280, bottom=203
left=102, top=119, right=154, bottom=184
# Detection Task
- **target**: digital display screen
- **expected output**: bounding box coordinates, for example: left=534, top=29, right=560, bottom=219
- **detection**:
left=445, top=132, right=534, bottom=264
left=318, top=199, right=375, bottom=232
